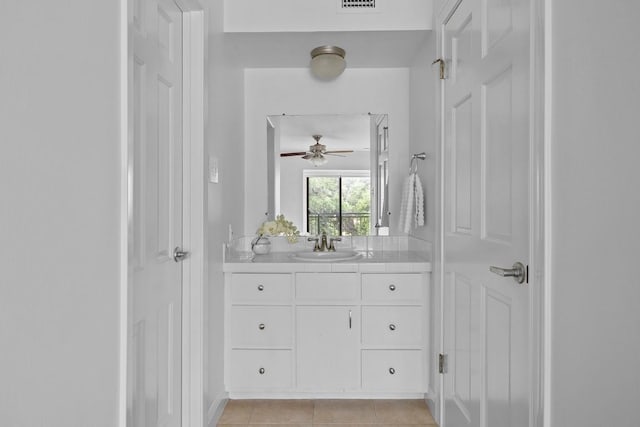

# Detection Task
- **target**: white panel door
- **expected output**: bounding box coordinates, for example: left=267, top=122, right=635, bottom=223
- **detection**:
left=129, top=0, right=183, bottom=426
left=441, top=0, right=530, bottom=426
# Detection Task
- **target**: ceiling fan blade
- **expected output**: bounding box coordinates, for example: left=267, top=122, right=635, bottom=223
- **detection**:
left=324, top=150, right=354, bottom=154
left=280, top=151, right=307, bottom=157
left=324, top=153, right=346, bottom=157
left=301, top=154, right=313, bottom=160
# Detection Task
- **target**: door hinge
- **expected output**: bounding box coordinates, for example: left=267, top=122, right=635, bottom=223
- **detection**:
left=439, top=353, right=447, bottom=374
left=432, top=58, right=446, bottom=80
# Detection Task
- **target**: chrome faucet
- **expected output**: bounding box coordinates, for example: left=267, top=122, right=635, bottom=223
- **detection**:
left=319, top=232, right=329, bottom=251
left=307, top=231, right=341, bottom=252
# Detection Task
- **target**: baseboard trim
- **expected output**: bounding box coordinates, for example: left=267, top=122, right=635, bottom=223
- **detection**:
left=424, top=390, right=439, bottom=425
left=207, top=392, right=229, bottom=427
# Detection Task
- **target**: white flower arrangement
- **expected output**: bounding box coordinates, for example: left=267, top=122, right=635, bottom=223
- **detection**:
left=256, top=214, right=300, bottom=243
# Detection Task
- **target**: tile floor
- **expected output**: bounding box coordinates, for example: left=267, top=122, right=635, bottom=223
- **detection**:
left=217, top=399, right=438, bottom=426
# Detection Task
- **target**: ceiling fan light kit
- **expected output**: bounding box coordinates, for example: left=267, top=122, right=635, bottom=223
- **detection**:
left=310, top=46, right=346, bottom=80
left=308, top=154, right=329, bottom=167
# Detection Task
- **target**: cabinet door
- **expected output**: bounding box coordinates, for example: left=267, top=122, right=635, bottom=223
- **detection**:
left=230, top=349, right=292, bottom=390
left=296, top=306, right=359, bottom=391
left=231, top=273, right=292, bottom=303
left=230, top=306, right=292, bottom=348
left=361, top=350, right=424, bottom=392
left=361, top=306, right=423, bottom=347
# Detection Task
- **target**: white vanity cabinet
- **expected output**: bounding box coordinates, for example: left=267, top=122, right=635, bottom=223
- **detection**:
left=295, top=273, right=360, bottom=391
left=361, top=273, right=426, bottom=392
left=227, top=273, right=293, bottom=390
left=224, top=266, right=430, bottom=398
left=296, top=305, right=360, bottom=391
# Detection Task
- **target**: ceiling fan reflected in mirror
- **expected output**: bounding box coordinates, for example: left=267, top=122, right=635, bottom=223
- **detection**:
left=280, top=135, right=354, bottom=167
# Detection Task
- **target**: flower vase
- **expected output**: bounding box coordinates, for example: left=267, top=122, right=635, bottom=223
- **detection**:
left=251, top=235, right=271, bottom=255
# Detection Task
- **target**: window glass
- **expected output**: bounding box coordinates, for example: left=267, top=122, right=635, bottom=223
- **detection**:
left=307, top=175, right=370, bottom=236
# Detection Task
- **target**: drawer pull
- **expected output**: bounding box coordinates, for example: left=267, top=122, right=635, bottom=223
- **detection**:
left=389, top=367, right=396, bottom=375
left=259, top=367, right=265, bottom=375
left=389, top=324, right=396, bottom=331
left=258, top=323, right=265, bottom=330
left=257, top=284, right=264, bottom=291
left=389, top=284, right=396, bottom=291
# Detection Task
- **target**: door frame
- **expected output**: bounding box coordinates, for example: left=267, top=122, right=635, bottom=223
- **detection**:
left=119, top=1, right=206, bottom=426
left=433, top=0, right=546, bottom=426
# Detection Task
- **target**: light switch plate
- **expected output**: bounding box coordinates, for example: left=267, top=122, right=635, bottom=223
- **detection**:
left=209, top=156, right=219, bottom=183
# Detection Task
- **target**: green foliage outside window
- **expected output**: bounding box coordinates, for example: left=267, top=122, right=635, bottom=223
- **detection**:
left=307, top=175, right=370, bottom=236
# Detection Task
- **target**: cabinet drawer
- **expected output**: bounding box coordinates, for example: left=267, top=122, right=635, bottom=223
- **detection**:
left=362, top=350, right=424, bottom=392
left=362, top=273, right=423, bottom=302
left=231, top=273, right=292, bottom=303
left=230, top=306, right=292, bottom=348
left=229, top=349, right=292, bottom=389
left=295, top=273, right=358, bottom=301
left=362, top=306, right=423, bottom=346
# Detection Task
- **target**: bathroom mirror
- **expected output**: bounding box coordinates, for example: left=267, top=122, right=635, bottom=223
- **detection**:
left=266, top=113, right=389, bottom=236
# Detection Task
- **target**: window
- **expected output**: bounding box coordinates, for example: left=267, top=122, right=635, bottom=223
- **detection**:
left=304, top=170, right=370, bottom=236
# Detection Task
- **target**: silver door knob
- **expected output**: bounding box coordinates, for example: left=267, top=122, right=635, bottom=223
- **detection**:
left=489, top=262, right=526, bottom=284
left=173, top=246, right=189, bottom=262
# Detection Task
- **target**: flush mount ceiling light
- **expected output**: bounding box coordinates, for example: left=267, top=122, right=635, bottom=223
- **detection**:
left=310, top=46, right=347, bottom=80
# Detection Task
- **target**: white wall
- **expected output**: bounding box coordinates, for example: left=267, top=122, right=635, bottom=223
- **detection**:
left=224, top=0, right=432, bottom=32
left=0, top=2, right=121, bottom=426
left=549, top=1, right=640, bottom=425
left=409, top=36, right=437, bottom=244
left=279, top=151, right=370, bottom=232
left=204, top=1, right=246, bottom=424
left=244, top=68, right=410, bottom=236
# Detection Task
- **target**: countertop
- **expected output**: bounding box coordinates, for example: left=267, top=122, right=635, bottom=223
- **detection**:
left=223, top=250, right=432, bottom=273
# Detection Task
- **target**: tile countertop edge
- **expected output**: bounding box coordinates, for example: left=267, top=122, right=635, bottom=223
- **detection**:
left=222, top=251, right=432, bottom=273
left=222, top=262, right=432, bottom=273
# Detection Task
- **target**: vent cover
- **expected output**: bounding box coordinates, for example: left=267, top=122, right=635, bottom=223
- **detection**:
left=342, top=0, right=376, bottom=8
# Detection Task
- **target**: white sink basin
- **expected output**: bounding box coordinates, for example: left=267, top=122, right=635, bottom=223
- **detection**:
left=290, top=250, right=362, bottom=262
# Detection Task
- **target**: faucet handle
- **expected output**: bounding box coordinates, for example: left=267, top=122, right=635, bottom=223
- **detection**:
left=307, top=236, right=321, bottom=252
left=328, top=237, right=342, bottom=252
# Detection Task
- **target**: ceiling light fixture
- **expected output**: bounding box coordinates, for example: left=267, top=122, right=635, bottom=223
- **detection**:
left=308, top=153, right=329, bottom=167
left=310, top=46, right=347, bottom=80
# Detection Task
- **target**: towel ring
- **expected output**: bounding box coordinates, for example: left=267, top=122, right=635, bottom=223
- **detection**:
left=409, top=152, right=427, bottom=174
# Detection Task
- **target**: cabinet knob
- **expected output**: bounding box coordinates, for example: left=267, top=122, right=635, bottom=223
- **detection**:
left=257, top=284, right=264, bottom=291
left=259, top=367, right=265, bottom=375
left=389, top=284, right=396, bottom=291
left=258, top=323, right=265, bottom=330
left=389, top=324, right=396, bottom=331
left=389, top=367, right=396, bottom=375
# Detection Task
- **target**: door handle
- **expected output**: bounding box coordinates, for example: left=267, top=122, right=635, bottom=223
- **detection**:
left=489, top=262, right=527, bottom=284
left=173, top=246, right=190, bottom=262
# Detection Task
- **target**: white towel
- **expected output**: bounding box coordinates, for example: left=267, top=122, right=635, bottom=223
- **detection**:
left=399, top=172, right=425, bottom=233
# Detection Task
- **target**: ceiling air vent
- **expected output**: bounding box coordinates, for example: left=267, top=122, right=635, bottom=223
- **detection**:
left=342, top=0, right=376, bottom=9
